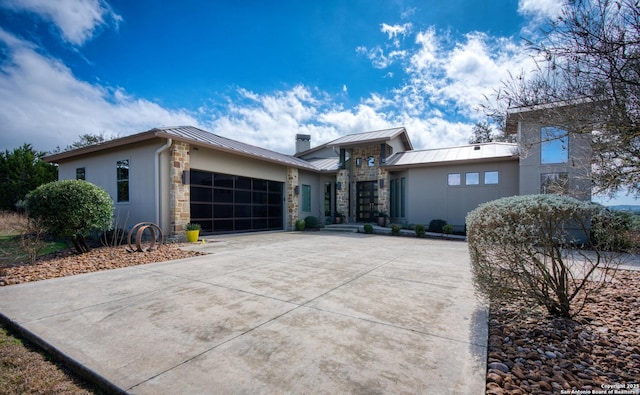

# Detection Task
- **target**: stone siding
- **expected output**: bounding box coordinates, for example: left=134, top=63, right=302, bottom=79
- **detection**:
left=352, top=144, right=390, bottom=215
left=170, top=141, right=190, bottom=237
left=286, top=167, right=299, bottom=230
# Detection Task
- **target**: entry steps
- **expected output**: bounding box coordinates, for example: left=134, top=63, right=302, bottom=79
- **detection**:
left=320, top=224, right=361, bottom=233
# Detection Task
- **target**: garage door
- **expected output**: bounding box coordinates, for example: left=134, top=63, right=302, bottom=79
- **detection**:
left=190, top=170, right=284, bottom=234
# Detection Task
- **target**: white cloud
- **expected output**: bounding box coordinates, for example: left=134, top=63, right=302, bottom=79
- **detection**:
left=0, top=29, right=199, bottom=152
left=1, top=0, right=122, bottom=45
left=381, top=23, right=412, bottom=47
left=517, top=0, right=563, bottom=20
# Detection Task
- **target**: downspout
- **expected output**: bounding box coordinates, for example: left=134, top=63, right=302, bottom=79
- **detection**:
left=155, top=138, right=172, bottom=228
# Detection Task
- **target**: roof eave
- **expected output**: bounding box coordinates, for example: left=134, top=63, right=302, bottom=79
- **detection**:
left=382, top=155, right=519, bottom=169
left=43, top=130, right=160, bottom=162
left=153, top=131, right=321, bottom=172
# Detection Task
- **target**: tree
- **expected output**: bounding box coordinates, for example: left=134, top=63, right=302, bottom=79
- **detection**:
left=50, top=132, right=118, bottom=154
left=488, top=0, right=640, bottom=197
left=469, top=121, right=494, bottom=144
left=24, top=180, right=113, bottom=254
left=0, top=144, right=58, bottom=210
left=467, top=194, right=622, bottom=318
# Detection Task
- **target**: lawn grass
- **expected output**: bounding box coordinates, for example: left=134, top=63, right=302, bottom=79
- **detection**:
left=0, top=211, right=67, bottom=268
left=0, top=323, right=95, bottom=394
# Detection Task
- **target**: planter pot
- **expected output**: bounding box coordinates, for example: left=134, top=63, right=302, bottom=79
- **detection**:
left=186, top=230, right=199, bottom=242
left=335, top=217, right=342, bottom=224
left=377, top=216, right=386, bottom=227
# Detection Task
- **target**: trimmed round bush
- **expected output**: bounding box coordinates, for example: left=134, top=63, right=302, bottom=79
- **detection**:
left=391, top=223, right=401, bottom=235
left=25, top=180, right=113, bottom=253
left=414, top=224, right=426, bottom=237
left=295, top=219, right=306, bottom=231
left=304, top=215, right=319, bottom=228
left=428, top=219, right=448, bottom=233
left=466, top=194, right=621, bottom=318
left=363, top=223, right=374, bottom=234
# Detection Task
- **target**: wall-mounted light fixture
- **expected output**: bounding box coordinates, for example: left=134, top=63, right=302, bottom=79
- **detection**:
left=182, top=170, right=190, bottom=185
left=379, top=179, right=385, bottom=188
left=294, top=185, right=300, bottom=195
left=336, top=182, right=342, bottom=190
left=355, top=157, right=362, bottom=167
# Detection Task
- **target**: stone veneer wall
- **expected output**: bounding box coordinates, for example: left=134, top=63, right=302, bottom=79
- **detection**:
left=351, top=144, right=390, bottom=215
left=336, top=169, right=350, bottom=220
left=170, top=141, right=190, bottom=237
left=286, top=167, right=299, bottom=230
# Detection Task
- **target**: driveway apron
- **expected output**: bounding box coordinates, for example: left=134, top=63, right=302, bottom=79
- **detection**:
left=0, top=232, right=487, bottom=394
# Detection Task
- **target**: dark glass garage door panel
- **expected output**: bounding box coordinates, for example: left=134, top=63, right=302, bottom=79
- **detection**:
left=191, top=170, right=212, bottom=186
left=191, top=187, right=212, bottom=202
left=213, top=188, right=233, bottom=203
left=236, top=176, right=251, bottom=190
left=190, top=170, right=284, bottom=234
left=191, top=203, right=212, bottom=219
left=214, top=174, right=234, bottom=188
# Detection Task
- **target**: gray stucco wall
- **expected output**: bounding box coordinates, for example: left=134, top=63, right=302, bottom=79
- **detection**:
left=404, top=159, right=519, bottom=230
left=518, top=122, right=592, bottom=200
left=57, top=141, right=163, bottom=233
left=298, top=170, right=323, bottom=221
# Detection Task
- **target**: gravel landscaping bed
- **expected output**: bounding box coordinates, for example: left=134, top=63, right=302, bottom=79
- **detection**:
left=0, top=244, right=205, bottom=286
left=486, top=269, right=640, bottom=395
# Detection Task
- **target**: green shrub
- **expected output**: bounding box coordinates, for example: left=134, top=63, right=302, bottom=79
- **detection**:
left=391, top=223, right=401, bottom=235
left=185, top=223, right=201, bottom=231
left=442, top=224, right=453, bottom=234
left=25, top=180, right=113, bottom=254
left=466, top=194, right=621, bottom=318
left=414, top=224, right=426, bottom=237
left=363, top=223, right=374, bottom=234
left=428, top=219, right=448, bottom=233
left=591, top=209, right=634, bottom=251
left=296, top=219, right=306, bottom=231
left=304, top=216, right=319, bottom=228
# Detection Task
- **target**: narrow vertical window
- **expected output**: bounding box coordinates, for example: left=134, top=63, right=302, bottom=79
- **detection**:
left=76, top=167, right=85, bottom=180
left=116, top=159, right=130, bottom=202
left=302, top=184, right=311, bottom=212
left=400, top=177, right=406, bottom=218
left=541, top=127, right=569, bottom=164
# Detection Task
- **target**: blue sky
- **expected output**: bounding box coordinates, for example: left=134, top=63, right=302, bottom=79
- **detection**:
left=0, top=0, right=636, bottom=205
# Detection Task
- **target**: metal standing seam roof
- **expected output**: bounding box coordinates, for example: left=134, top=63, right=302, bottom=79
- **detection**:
left=295, top=127, right=413, bottom=158
left=152, top=126, right=319, bottom=171
left=304, top=157, right=341, bottom=172
left=384, top=143, right=519, bottom=167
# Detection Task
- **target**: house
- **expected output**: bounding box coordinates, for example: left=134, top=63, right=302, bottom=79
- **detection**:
left=43, top=108, right=591, bottom=238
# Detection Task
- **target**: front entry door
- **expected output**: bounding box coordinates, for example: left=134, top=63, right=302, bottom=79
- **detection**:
left=356, top=181, right=377, bottom=222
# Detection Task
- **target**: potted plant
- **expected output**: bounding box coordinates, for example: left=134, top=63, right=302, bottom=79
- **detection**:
left=374, top=210, right=388, bottom=227
left=335, top=211, right=345, bottom=224
left=185, top=223, right=201, bottom=242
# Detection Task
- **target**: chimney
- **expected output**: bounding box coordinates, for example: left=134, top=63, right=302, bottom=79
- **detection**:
left=295, top=134, right=311, bottom=154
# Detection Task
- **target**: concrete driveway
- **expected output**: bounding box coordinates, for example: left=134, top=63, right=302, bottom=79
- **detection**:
left=0, top=232, right=487, bottom=394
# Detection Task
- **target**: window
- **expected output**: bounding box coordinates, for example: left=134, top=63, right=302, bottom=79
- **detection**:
left=448, top=173, right=461, bottom=186
left=116, top=159, right=129, bottom=202
left=484, top=171, right=499, bottom=184
left=465, top=172, right=480, bottom=185
left=390, top=177, right=406, bottom=218
left=302, top=184, right=311, bottom=212
left=324, top=182, right=332, bottom=216
left=76, top=167, right=85, bottom=180
left=541, top=127, right=568, bottom=164
left=541, top=173, right=569, bottom=195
